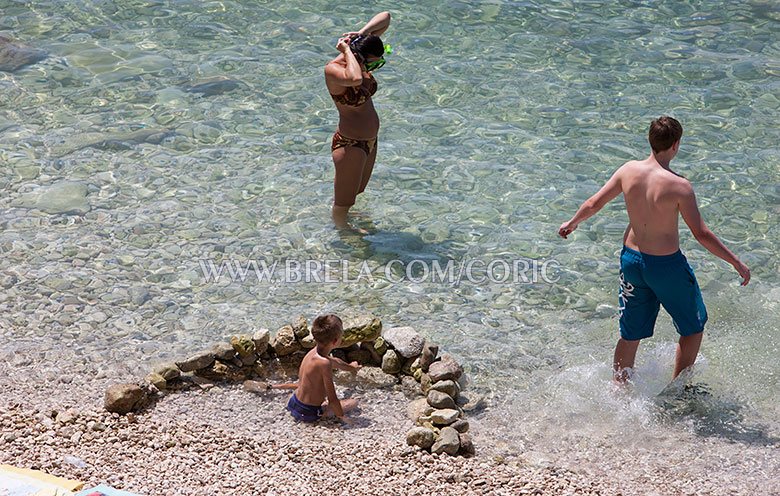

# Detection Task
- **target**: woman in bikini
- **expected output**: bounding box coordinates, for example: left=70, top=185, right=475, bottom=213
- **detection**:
left=324, top=12, right=391, bottom=229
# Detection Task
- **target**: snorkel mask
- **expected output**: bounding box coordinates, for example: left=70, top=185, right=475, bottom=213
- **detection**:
left=350, top=35, right=392, bottom=71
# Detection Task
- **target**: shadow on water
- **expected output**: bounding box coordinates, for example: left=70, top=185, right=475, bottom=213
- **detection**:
left=329, top=214, right=460, bottom=269
left=656, top=381, right=780, bottom=447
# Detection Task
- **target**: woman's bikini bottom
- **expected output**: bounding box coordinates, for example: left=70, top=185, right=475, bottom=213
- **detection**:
left=331, top=130, right=376, bottom=156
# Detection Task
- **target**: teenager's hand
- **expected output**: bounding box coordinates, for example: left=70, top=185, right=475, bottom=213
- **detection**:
left=734, top=261, right=750, bottom=286
left=558, top=221, right=578, bottom=239
left=343, top=31, right=362, bottom=38
left=336, top=37, right=352, bottom=53
left=349, top=361, right=362, bottom=372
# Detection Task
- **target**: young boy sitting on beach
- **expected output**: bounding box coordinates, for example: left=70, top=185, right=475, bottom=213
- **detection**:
left=286, top=314, right=361, bottom=423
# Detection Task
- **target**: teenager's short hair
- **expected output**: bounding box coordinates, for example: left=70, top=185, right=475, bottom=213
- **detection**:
left=649, top=117, right=683, bottom=153
left=311, top=314, right=343, bottom=344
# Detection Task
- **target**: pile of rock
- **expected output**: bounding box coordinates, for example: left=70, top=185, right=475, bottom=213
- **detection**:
left=103, top=315, right=480, bottom=457
left=404, top=351, right=477, bottom=457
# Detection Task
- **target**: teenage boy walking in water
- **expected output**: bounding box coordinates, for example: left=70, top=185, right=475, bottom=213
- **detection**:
left=558, top=117, right=750, bottom=383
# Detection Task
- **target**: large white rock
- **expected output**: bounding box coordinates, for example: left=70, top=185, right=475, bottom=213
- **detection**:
left=382, top=326, right=425, bottom=358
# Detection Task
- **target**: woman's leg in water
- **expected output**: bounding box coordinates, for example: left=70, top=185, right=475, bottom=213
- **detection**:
left=357, top=141, right=378, bottom=195
left=332, top=145, right=368, bottom=229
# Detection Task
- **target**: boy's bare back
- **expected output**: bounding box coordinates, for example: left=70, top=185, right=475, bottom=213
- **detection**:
left=570, top=148, right=748, bottom=284
left=286, top=314, right=360, bottom=423
left=295, top=347, right=332, bottom=407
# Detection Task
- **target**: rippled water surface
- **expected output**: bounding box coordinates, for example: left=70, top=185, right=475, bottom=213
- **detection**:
left=1, top=0, right=779, bottom=491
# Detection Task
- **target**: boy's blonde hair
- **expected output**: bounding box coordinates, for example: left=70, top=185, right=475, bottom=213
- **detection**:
left=311, top=314, right=343, bottom=345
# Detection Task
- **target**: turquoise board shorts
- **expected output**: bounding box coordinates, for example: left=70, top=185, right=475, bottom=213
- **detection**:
left=618, top=246, right=708, bottom=341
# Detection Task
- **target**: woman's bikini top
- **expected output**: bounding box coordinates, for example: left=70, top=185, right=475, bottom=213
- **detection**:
left=330, top=71, right=377, bottom=107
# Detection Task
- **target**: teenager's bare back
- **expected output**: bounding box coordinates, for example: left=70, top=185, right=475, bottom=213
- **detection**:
left=619, top=159, right=691, bottom=256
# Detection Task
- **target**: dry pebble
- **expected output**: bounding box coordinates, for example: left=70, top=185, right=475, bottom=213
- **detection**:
left=1, top=351, right=776, bottom=495
left=0, top=381, right=602, bottom=496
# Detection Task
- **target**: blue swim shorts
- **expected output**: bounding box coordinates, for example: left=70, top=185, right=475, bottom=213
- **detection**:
left=618, top=246, right=708, bottom=341
left=287, top=392, right=323, bottom=422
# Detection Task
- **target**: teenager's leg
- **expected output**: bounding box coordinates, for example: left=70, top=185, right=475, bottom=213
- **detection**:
left=613, top=338, right=641, bottom=383
left=615, top=248, right=658, bottom=384
left=673, top=330, right=703, bottom=379
left=647, top=253, right=707, bottom=380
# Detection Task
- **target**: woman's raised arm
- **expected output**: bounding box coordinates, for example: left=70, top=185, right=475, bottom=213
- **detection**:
left=344, top=11, right=391, bottom=38
left=325, top=37, right=363, bottom=88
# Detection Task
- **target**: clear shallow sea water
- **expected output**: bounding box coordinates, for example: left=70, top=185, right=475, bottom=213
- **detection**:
left=1, top=0, right=779, bottom=491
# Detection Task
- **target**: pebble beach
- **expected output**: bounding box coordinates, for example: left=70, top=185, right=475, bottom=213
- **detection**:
left=1, top=374, right=604, bottom=496
left=2, top=0, right=779, bottom=495
left=2, top=362, right=778, bottom=496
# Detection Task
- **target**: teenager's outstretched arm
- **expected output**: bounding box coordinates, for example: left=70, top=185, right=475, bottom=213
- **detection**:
left=559, top=168, right=623, bottom=238
left=679, top=184, right=750, bottom=285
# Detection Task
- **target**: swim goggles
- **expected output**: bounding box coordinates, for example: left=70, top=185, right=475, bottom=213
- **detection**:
left=364, top=57, right=386, bottom=71
left=350, top=35, right=392, bottom=71
left=363, top=45, right=391, bottom=71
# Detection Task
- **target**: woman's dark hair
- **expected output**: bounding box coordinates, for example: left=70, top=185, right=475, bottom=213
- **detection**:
left=349, top=34, right=384, bottom=62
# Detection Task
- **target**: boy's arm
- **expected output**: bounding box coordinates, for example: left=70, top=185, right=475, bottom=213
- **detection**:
left=271, top=382, right=298, bottom=390
left=321, top=363, right=345, bottom=418
left=679, top=184, right=750, bottom=285
left=329, top=356, right=362, bottom=372
left=559, top=167, right=623, bottom=238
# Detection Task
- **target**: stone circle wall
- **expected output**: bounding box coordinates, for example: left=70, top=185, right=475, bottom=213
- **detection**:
left=103, top=315, right=483, bottom=457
